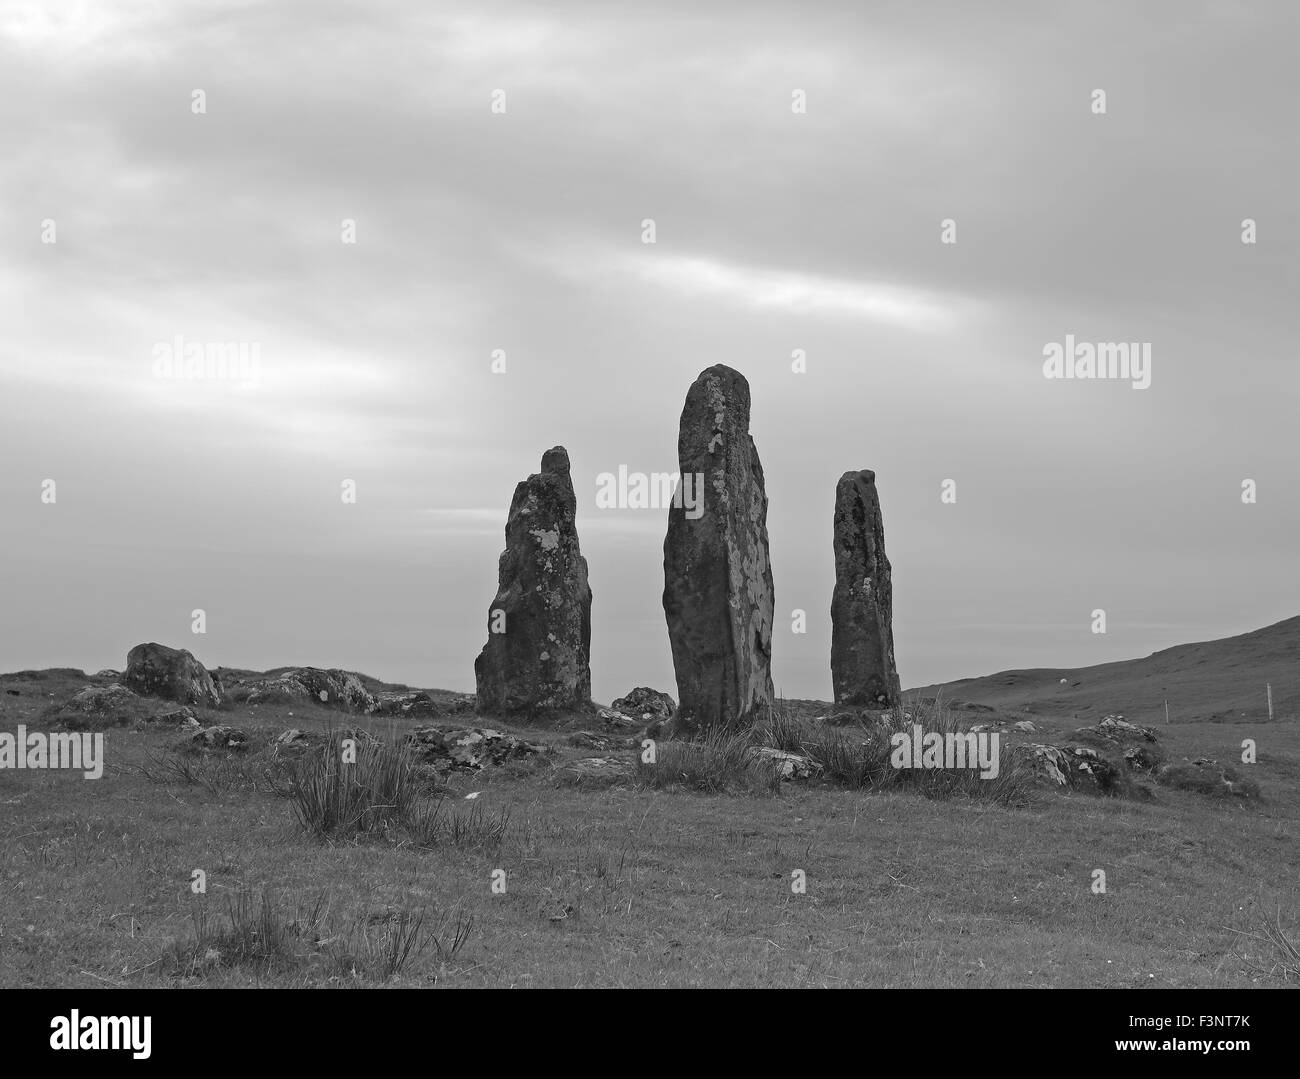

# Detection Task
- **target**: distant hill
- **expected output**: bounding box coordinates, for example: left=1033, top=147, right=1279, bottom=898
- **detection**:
left=911, top=616, right=1299, bottom=725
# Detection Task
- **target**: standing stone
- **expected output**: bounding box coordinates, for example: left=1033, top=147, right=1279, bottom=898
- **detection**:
left=830, top=470, right=902, bottom=709
left=663, top=365, right=774, bottom=733
left=474, top=447, right=592, bottom=716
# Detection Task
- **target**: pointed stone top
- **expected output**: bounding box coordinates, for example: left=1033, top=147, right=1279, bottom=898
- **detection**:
left=540, top=446, right=571, bottom=475
left=685, top=365, right=752, bottom=431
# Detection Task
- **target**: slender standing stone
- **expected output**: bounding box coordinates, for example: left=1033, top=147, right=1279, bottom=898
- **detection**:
left=475, top=447, right=592, bottom=716
left=663, top=365, right=774, bottom=733
left=830, top=469, right=902, bottom=709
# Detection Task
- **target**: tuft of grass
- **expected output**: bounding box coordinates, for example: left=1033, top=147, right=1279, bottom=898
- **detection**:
left=165, top=888, right=472, bottom=983
left=1157, top=760, right=1261, bottom=800
left=166, top=889, right=327, bottom=977
left=636, top=726, right=782, bottom=795
left=760, top=697, right=1035, bottom=805
left=287, top=734, right=422, bottom=836
left=1229, top=906, right=1300, bottom=981
left=404, top=798, right=517, bottom=853
left=140, top=749, right=294, bottom=796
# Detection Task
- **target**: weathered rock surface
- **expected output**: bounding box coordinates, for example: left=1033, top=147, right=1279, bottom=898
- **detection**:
left=67, top=683, right=140, bottom=715
left=123, top=643, right=222, bottom=707
left=475, top=447, right=593, bottom=716
left=406, top=725, right=546, bottom=772
left=566, top=731, right=636, bottom=751
left=234, top=668, right=376, bottom=712
left=597, top=707, right=640, bottom=730
left=662, top=365, right=774, bottom=733
left=610, top=687, right=676, bottom=723
left=1014, top=741, right=1129, bottom=794
left=150, top=706, right=200, bottom=730
left=1075, top=715, right=1158, bottom=744
left=371, top=690, right=441, bottom=719
left=748, top=746, right=822, bottom=781
left=189, top=725, right=248, bottom=750
left=830, top=470, right=901, bottom=709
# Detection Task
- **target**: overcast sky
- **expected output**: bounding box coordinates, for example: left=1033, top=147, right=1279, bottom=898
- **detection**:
left=2, top=0, right=1297, bottom=701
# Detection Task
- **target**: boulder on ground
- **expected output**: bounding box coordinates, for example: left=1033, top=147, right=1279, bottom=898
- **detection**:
left=610, top=687, right=676, bottom=723
left=371, top=691, right=441, bottom=719
left=124, top=643, right=222, bottom=707
left=54, top=683, right=146, bottom=729
left=67, top=683, right=140, bottom=714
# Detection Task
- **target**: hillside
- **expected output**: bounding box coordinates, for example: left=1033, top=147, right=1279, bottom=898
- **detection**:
left=912, top=616, right=1300, bottom=725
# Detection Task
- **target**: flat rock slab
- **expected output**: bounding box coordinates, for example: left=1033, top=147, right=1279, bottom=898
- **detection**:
left=555, top=756, right=636, bottom=790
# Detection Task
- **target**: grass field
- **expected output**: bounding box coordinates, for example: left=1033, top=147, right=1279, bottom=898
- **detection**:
left=1, top=666, right=1297, bottom=989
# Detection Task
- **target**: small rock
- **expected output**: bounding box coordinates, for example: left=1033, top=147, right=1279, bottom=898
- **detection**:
left=190, top=725, right=249, bottom=750
left=598, top=707, right=639, bottom=730
left=749, top=746, right=822, bottom=781
left=151, top=706, right=198, bottom=728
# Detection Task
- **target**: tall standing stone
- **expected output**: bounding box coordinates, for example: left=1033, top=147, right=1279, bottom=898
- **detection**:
left=830, top=469, right=902, bottom=709
left=663, top=365, right=774, bottom=733
left=475, top=447, right=592, bottom=716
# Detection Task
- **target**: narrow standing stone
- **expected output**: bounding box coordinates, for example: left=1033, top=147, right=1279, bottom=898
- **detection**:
left=830, top=469, right=901, bottom=709
left=474, top=446, right=592, bottom=716
left=663, top=365, right=774, bottom=733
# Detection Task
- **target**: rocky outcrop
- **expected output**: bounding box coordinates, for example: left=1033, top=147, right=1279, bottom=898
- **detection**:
left=238, top=668, right=376, bottom=711
left=474, top=447, right=593, bottom=716
left=830, top=470, right=901, bottom=709
left=123, top=643, right=222, bottom=707
left=662, top=366, right=774, bottom=733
